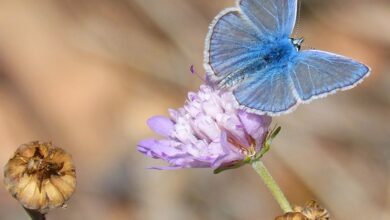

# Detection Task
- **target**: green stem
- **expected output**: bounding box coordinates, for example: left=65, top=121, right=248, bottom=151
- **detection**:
left=251, top=160, right=293, bottom=213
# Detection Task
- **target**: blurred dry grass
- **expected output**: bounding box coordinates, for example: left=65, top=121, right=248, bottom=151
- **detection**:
left=0, top=0, right=389, bottom=219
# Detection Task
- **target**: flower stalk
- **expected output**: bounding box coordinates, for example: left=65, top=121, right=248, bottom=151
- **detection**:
left=251, top=160, right=293, bottom=213
left=23, top=208, right=46, bottom=220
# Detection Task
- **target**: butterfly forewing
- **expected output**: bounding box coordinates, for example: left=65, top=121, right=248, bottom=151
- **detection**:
left=205, top=9, right=265, bottom=86
left=238, top=0, right=297, bottom=39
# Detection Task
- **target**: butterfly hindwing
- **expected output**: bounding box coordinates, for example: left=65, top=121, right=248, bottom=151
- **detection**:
left=234, top=66, right=298, bottom=114
left=290, top=50, right=370, bottom=102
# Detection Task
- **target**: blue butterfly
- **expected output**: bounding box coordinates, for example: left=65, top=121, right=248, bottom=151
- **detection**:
left=204, top=0, right=370, bottom=116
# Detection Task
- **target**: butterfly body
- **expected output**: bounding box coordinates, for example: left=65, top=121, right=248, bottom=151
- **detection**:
left=262, top=38, right=296, bottom=64
left=215, top=37, right=298, bottom=87
left=204, top=0, right=370, bottom=115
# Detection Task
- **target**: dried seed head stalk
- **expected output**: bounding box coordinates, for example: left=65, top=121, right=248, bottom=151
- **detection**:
left=275, top=200, right=330, bottom=220
left=4, top=141, right=76, bottom=213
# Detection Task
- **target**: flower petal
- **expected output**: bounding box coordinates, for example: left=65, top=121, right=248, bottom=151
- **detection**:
left=202, top=97, right=223, bottom=119
left=168, top=109, right=180, bottom=122
left=238, top=110, right=271, bottom=141
left=217, top=114, right=249, bottom=147
left=192, top=115, right=220, bottom=141
left=137, top=139, right=183, bottom=159
left=147, top=116, right=174, bottom=137
left=212, top=131, right=244, bottom=168
left=148, top=166, right=182, bottom=170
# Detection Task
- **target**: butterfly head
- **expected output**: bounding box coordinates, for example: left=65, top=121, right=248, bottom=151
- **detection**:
left=291, top=37, right=304, bottom=51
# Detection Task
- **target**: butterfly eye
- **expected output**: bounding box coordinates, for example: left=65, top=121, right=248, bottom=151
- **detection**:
left=291, top=38, right=304, bottom=51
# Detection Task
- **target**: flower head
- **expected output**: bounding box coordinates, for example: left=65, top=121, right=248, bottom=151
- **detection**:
left=4, top=141, right=76, bottom=213
left=138, top=84, right=271, bottom=170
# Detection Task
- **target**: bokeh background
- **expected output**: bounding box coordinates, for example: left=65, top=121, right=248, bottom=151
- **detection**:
left=0, top=0, right=389, bottom=219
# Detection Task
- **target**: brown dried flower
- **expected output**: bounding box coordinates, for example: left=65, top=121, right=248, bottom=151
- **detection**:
left=275, top=212, right=310, bottom=220
left=294, top=200, right=330, bottom=220
left=3, top=141, right=76, bottom=213
left=275, top=201, right=330, bottom=220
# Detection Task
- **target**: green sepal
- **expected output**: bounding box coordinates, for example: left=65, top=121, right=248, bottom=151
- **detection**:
left=253, top=126, right=281, bottom=161
left=269, top=126, right=281, bottom=140
left=213, top=157, right=251, bottom=174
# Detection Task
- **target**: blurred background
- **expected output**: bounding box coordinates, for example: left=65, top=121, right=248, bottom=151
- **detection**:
left=0, top=0, right=389, bottom=219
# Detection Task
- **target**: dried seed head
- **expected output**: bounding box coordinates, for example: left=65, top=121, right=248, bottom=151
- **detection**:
left=275, top=212, right=310, bottom=220
left=3, top=141, right=76, bottom=213
left=294, top=200, right=330, bottom=220
left=275, top=201, right=330, bottom=220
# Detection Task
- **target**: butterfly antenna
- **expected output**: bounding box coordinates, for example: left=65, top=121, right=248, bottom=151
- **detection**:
left=293, top=0, right=303, bottom=38
left=189, top=65, right=205, bottom=82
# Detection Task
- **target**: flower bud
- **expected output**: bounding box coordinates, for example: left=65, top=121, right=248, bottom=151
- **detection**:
left=3, top=141, right=76, bottom=213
